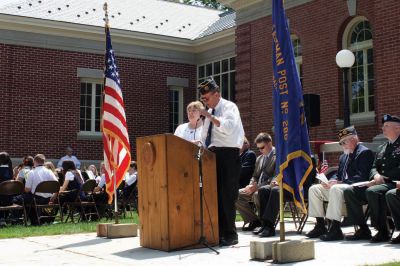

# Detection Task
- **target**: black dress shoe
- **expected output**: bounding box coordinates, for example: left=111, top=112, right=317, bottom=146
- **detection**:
left=259, top=227, right=275, bottom=238
left=390, top=234, right=400, bottom=244
left=345, top=228, right=371, bottom=241
left=243, top=220, right=261, bottom=231
left=253, top=226, right=264, bottom=235
left=219, top=238, right=239, bottom=246
left=305, top=225, right=327, bottom=238
left=370, top=230, right=390, bottom=243
left=320, top=228, right=344, bottom=241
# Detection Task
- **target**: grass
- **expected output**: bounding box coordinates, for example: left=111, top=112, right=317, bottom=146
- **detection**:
left=0, top=213, right=139, bottom=239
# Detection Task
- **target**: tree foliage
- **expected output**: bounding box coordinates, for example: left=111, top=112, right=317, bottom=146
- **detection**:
left=181, top=0, right=232, bottom=11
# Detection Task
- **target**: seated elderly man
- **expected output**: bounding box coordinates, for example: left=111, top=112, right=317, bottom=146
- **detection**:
left=306, top=126, right=374, bottom=241
left=345, top=114, right=400, bottom=243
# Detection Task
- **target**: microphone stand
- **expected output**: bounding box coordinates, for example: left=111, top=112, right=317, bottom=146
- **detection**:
left=195, top=144, right=219, bottom=254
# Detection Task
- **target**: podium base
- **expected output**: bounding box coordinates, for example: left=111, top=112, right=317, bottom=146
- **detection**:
left=97, top=223, right=138, bottom=238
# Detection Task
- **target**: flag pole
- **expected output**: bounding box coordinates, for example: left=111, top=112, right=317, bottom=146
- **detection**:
left=279, top=180, right=285, bottom=242
left=103, top=2, right=119, bottom=225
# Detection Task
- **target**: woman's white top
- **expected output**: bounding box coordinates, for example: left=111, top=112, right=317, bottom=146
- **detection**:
left=174, top=122, right=203, bottom=142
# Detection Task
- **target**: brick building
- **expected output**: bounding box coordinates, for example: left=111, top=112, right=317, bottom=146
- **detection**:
left=1, top=0, right=399, bottom=165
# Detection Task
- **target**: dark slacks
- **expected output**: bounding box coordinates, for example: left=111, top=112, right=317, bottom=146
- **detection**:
left=13, top=193, right=50, bottom=225
left=258, top=185, right=292, bottom=226
left=343, top=186, right=368, bottom=225
left=213, top=147, right=240, bottom=241
left=366, top=183, right=395, bottom=230
left=386, top=188, right=400, bottom=230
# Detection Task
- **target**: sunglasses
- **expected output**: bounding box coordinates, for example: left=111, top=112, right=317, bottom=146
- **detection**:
left=257, top=145, right=265, bottom=150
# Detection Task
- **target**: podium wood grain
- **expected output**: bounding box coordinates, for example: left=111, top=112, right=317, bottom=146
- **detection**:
left=137, top=134, right=219, bottom=251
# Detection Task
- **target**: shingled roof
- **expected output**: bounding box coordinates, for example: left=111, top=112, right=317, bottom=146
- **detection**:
left=0, top=0, right=236, bottom=40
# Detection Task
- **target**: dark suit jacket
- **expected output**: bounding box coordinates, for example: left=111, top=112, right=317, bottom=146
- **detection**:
left=369, top=135, right=400, bottom=182
left=239, top=148, right=256, bottom=188
left=250, top=148, right=276, bottom=186
left=331, top=144, right=374, bottom=185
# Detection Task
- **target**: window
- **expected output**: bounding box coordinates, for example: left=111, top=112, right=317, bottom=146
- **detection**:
left=347, top=19, right=374, bottom=114
left=292, top=37, right=303, bottom=87
left=80, top=80, right=103, bottom=133
left=198, top=56, right=236, bottom=101
left=169, top=87, right=183, bottom=133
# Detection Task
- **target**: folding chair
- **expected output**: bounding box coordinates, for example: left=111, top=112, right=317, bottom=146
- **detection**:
left=33, top=180, right=62, bottom=225
left=63, top=179, right=99, bottom=222
left=0, top=180, right=27, bottom=226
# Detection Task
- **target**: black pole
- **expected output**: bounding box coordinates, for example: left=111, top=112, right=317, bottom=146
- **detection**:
left=196, top=146, right=219, bottom=254
left=343, top=67, right=350, bottom=127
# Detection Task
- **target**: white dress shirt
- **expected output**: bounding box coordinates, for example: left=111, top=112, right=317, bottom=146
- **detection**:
left=201, top=97, right=244, bottom=149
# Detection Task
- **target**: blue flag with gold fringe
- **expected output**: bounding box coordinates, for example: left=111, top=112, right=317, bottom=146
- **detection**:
left=272, top=0, right=312, bottom=213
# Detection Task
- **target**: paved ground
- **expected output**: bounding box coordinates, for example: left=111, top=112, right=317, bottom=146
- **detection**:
left=1, top=220, right=400, bottom=266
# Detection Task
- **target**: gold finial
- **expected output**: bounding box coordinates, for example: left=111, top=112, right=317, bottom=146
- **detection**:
left=103, top=2, right=109, bottom=26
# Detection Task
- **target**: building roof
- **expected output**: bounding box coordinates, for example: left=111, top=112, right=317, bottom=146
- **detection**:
left=197, top=11, right=236, bottom=39
left=0, top=0, right=236, bottom=40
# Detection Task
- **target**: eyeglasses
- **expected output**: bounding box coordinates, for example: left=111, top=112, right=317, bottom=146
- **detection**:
left=257, top=145, right=265, bottom=150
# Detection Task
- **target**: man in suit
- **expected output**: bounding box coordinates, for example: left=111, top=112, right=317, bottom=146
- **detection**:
left=235, top=132, right=276, bottom=232
left=305, top=126, right=374, bottom=241
left=239, top=137, right=256, bottom=188
left=345, top=114, right=400, bottom=243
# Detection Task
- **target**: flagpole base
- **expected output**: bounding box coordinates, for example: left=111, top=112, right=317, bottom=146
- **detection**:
left=272, top=239, right=314, bottom=263
left=97, top=223, right=138, bottom=238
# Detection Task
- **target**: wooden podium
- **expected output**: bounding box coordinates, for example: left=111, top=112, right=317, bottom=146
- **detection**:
left=136, top=134, right=219, bottom=251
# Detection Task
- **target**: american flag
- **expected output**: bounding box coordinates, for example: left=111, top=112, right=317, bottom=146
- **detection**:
left=102, top=26, right=131, bottom=204
left=319, top=159, right=329, bottom=174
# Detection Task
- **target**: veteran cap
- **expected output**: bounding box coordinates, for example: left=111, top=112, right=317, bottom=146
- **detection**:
left=338, top=126, right=357, bottom=141
left=197, top=77, right=219, bottom=95
left=382, top=114, right=400, bottom=124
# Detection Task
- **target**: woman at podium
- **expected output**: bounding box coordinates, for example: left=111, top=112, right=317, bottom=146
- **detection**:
left=174, top=101, right=204, bottom=143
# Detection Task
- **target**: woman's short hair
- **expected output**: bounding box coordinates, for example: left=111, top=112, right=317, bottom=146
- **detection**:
left=187, top=101, right=204, bottom=112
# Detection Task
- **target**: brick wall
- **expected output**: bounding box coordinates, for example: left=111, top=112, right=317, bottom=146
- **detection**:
left=235, top=0, right=400, bottom=147
left=0, top=44, right=196, bottom=161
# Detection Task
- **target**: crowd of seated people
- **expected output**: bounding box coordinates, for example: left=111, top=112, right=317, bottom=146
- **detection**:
left=0, top=150, right=138, bottom=227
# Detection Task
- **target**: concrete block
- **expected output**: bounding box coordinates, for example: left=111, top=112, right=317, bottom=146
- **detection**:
left=97, top=223, right=138, bottom=238
left=250, top=239, right=278, bottom=260
left=272, top=239, right=314, bottom=263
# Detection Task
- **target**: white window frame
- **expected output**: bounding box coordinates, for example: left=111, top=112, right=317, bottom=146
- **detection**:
left=77, top=78, right=103, bottom=140
left=336, top=16, right=375, bottom=128
left=197, top=56, right=236, bottom=101
left=169, top=86, right=184, bottom=133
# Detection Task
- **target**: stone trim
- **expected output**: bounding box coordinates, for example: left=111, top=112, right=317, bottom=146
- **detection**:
left=167, top=77, right=189, bottom=87
left=335, top=111, right=376, bottom=129
left=77, top=68, right=103, bottom=79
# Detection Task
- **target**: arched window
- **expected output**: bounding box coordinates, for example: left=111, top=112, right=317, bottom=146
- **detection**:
left=346, top=19, right=373, bottom=114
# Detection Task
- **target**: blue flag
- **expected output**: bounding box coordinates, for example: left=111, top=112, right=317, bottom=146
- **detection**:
left=272, top=0, right=312, bottom=212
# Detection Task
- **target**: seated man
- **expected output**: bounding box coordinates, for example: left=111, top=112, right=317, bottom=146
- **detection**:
left=306, top=126, right=374, bottom=241
left=386, top=183, right=400, bottom=244
left=239, top=137, right=256, bottom=189
left=13, top=154, right=58, bottom=225
left=235, top=132, right=276, bottom=231
left=345, top=114, right=400, bottom=242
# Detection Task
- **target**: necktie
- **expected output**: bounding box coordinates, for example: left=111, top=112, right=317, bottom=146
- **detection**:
left=258, top=154, right=268, bottom=185
left=342, top=155, right=349, bottom=180
left=205, top=109, right=215, bottom=148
